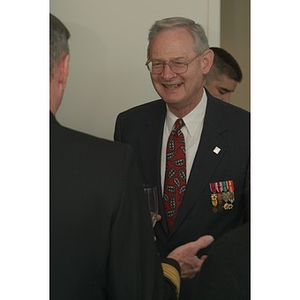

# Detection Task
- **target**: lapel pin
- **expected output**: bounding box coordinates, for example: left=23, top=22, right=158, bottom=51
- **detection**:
left=213, top=146, right=221, bottom=154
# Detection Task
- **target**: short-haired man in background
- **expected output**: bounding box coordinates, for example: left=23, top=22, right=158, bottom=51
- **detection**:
left=204, top=47, right=243, bottom=103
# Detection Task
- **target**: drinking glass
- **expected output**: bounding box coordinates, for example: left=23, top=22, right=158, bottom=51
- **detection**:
left=143, top=184, right=159, bottom=227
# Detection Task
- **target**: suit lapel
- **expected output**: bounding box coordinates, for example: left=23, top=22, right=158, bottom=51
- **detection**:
left=171, top=96, right=229, bottom=235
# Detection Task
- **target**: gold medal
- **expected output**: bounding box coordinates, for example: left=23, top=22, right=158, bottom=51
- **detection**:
left=211, top=193, right=218, bottom=212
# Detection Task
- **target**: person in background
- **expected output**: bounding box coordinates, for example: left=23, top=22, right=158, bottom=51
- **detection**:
left=114, top=17, right=250, bottom=300
left=50, top=13, right=213, bottom=300
left=204, top=47, right=243, bottom=103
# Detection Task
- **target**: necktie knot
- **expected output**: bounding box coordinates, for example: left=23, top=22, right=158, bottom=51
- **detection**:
left=174, top=119, right=184, bottom=131
left=172, top=119, right=185, bottom=137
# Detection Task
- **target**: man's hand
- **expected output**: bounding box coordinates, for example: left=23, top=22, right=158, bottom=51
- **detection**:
left=167, top=235, right=214, bottom=279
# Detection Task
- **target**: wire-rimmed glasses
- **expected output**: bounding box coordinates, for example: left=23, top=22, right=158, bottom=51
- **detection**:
left=145, top=53, right=201, bottom=74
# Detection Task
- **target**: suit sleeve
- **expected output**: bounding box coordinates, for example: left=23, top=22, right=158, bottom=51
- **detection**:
left=106, top=145, right=179, bottom=300
left=192, top=224, right=250, bottom=300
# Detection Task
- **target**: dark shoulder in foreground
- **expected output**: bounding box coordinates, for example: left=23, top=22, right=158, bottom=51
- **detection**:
left=51, top=113, right=131, bottom=156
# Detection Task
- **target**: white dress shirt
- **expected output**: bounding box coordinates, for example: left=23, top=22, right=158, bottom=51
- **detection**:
left=160, top=89, right=207, bottom=193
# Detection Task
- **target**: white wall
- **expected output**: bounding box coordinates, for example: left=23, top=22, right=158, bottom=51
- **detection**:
left=51, top=0, right=220, bottom=140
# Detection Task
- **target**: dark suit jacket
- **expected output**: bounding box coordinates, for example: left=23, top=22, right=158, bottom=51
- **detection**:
left=50, top=113, right=178, bottom=300
left=114, top=91, right=250, bottom=299
left=192, top=223, right=250, bottom=300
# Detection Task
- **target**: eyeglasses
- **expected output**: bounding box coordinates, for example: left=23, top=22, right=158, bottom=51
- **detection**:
left=145, top=53, right=201, bottom=74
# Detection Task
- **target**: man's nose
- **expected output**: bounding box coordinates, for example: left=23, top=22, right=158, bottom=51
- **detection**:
left=160, top=64, right=177, bottom=80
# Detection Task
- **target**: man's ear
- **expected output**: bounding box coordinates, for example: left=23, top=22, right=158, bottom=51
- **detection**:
left=201, top=49, right=214, bottom=75
left=58, top=54, right=70, bottom=90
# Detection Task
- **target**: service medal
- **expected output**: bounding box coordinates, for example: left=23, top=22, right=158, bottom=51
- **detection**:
left=211, top=193, right=218, bottom=213
left=209, top=183, right=218, bottom=213
left=209, top=180, right=235, bottom=212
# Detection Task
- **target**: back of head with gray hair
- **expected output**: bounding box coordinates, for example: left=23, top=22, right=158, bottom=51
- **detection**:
left=147, top=17, right=209, bottom=57
left=50, top=14, right=70, bottom=78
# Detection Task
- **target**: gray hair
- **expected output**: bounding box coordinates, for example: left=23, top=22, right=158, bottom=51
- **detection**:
left=50, top=14, right=70, bottom=78
left=147, top=17, right=209, bottom=57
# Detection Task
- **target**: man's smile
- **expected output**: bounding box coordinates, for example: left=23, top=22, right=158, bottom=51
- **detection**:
left=162, top=83, right=184, bottom=90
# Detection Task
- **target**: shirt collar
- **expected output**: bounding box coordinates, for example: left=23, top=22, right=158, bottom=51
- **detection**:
left=165, top=89, right=207, bottom=136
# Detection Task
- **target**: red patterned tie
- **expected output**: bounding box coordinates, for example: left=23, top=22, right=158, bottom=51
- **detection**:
left=163, top=119, right=186, bottom=229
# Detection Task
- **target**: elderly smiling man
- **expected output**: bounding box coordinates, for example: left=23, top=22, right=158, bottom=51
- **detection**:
left=114, top=16, right=250, bottom=300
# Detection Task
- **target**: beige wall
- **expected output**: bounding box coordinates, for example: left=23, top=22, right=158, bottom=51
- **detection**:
left=221, top=0, right=250, bottom=111
left=51, top=0, right=220, bottom=140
